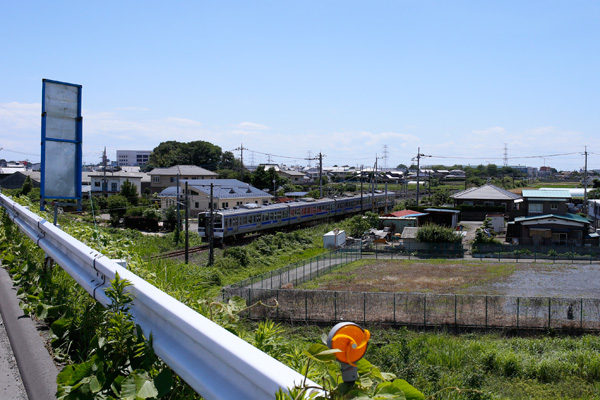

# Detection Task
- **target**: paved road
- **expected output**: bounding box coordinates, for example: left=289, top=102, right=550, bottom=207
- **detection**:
left=0, top=311, right=27, bottom=400
left=0, top=266, right=59, bottom=400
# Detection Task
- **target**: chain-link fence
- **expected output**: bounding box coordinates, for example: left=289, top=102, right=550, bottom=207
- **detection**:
left=361, top=242, right=465, bottom=259
left=224, top=287, right=600, bottom=331
left=472, top=243, right=600, bottom=263
left=227, top=243, right=363, bottom=291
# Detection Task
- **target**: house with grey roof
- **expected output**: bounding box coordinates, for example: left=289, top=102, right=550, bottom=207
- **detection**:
left=149, top=165, right=218, bottom=194
left=451, top=184, right=523, bottom=219
left=158, top=179, right=273, bottom=214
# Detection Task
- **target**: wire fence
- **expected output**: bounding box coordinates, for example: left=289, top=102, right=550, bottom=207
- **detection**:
left=472, top=243, right=600, bottom=263
left=222, top=242, right=600, bottom=331
left=227, top=243, right=363, bottom=290
left=225, top=288, right=600, bottom=332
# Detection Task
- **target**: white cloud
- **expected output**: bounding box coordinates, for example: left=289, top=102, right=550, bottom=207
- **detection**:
left=237, top=122, right=270, bottom=130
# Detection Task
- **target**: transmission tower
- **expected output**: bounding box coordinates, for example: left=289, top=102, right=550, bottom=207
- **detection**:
left=382, top=145, right=389, bottom=170
left=503, top=143, right=508, bottom=167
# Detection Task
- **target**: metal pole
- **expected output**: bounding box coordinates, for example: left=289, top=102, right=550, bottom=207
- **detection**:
left=209, top=183, right=214, bottom=266
left=185, top=182, right=189, bottom=264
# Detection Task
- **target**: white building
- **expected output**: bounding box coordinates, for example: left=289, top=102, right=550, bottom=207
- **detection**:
left=116, top=150, right=151, bottom=166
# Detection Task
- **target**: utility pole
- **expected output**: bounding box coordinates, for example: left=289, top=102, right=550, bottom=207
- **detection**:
left=185, top=181, right=189, bottom=264
left=413, top=148, right=430, bottom=206
left=584, top=146, right=589, bottom=212
left=234, top=143, right=248, bottom=181
left=102, top=147, right=108, bottom=195
left=208, top=183, right=214, bottom=266
left=176, top=173, right=180, bottom=242
left=319, top=152, right=323, bottom=198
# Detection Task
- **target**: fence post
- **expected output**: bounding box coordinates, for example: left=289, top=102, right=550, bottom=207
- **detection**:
left=580, top=298, right=584, bottom=330
left=305, top=291, right=308, bottom=321
left=276, top=289, right=280, bottom=320
left=516, top=297, right=520, bottom=332
left=485, top=295, right=488, bottom=329
left=334, top=291, right=337, bottom=322
left=363, top=292, right=367, bottom=326
left=248, top=288, right=252, bottom=319
left=423, top=295, right=427, bottom=328
left=548, top=297, right=551, bottom=329
left=454, top=295, right=457, bottom=328
left=393, top=293, right=396, bottom=325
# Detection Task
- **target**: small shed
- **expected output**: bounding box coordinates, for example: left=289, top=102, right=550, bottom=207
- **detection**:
left=400, top=227, right=420, bottom=244
left=323, top=229, right=346, bottom=249
left=485, top=213, right=505, bottom=233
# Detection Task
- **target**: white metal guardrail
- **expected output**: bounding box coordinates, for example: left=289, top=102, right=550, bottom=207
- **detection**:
left=0, top=193, right=318, bottom=399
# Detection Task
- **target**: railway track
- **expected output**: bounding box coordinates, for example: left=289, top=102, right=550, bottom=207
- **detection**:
left=150, top=244, right=210, bottom=260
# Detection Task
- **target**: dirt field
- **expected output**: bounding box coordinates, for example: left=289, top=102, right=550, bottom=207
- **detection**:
left=301, top=259, right=600, bottom=298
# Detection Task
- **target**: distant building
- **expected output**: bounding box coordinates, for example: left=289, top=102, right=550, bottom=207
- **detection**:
left=148, top=165, right=218, bottom=194
left=116, top=150, right=151, bottom=166
left=158, top=179, right=273, bottom=213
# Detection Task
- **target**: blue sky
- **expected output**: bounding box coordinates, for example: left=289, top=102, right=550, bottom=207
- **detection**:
left=1, top=1, right=599, bottom=171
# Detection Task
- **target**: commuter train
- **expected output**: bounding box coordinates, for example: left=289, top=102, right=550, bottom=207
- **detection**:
left=198, top=191, right=395, bottom=240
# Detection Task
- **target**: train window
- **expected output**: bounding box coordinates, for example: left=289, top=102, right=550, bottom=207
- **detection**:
left=214, top=217, right=223, bottom=229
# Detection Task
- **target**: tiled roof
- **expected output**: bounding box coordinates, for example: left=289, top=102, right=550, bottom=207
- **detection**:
left=159, top=179, right=273, bottom=199
left=149, top=165, right=217, bottom=176
left=451, top=184, right=522, bottom=201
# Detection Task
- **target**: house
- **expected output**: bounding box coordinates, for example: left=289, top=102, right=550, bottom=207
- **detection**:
left=588, top=199, right=600, bottom=231
left=89, top=172, right=145, bottom=196
left=258, top=164, right=307, bottom=185
left=521, top=189, right=570, bottom=216
left=506, top=214, right=594, bottom=246
left=158, top=179, right=273, bottom=215
left=148, top=165, right=218, bottom=194
left=0, top=171, right=41, bottom=190
left=451, top=184, right=523, bottom=219
left=506, top=189, right=596, bottom=246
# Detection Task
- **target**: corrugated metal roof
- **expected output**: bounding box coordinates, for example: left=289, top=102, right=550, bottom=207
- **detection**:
left=514, top=213, right=590, bottom=224
left=521, top=189, right=571, bottom=199
left=451, top=184, right=522, bottom=201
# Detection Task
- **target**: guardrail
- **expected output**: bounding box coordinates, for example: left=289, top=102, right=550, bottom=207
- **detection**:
left=0, top=193, right=317, bottom=400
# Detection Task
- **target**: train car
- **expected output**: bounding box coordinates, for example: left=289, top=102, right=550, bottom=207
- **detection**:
left=198, top=191, right=394, bottom=240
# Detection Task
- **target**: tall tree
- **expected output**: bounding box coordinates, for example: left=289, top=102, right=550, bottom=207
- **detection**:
left=120, top=179, right=139, bottom=206
left=148, top=140, right=224, bottom=170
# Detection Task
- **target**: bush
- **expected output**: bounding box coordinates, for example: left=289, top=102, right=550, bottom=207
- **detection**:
left=416, top=224, right=462, bottom=243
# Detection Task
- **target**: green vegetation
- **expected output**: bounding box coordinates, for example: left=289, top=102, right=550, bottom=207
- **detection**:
left=4, top=192, right=600, bottom=399
left=417, top=224, right=463, bottom=243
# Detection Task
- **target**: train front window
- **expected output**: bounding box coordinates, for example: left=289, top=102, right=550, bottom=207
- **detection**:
left=198, top=214, right=207, bottom=230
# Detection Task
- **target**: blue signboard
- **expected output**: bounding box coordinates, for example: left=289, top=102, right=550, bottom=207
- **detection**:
left=40, top=79, right=83, bottom=210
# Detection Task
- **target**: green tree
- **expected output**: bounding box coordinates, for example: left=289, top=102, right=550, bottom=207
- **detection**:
left=344, top=211, right=379, bottom=238
left=120, top=179, right=139, bottom=206
left=20, top=176, right=33, bottom=196
left=107, top=195, right=129, bottom=226
left=251, top=166, right=288, bottom=191
left=148, top=140, right=224, bottom=170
